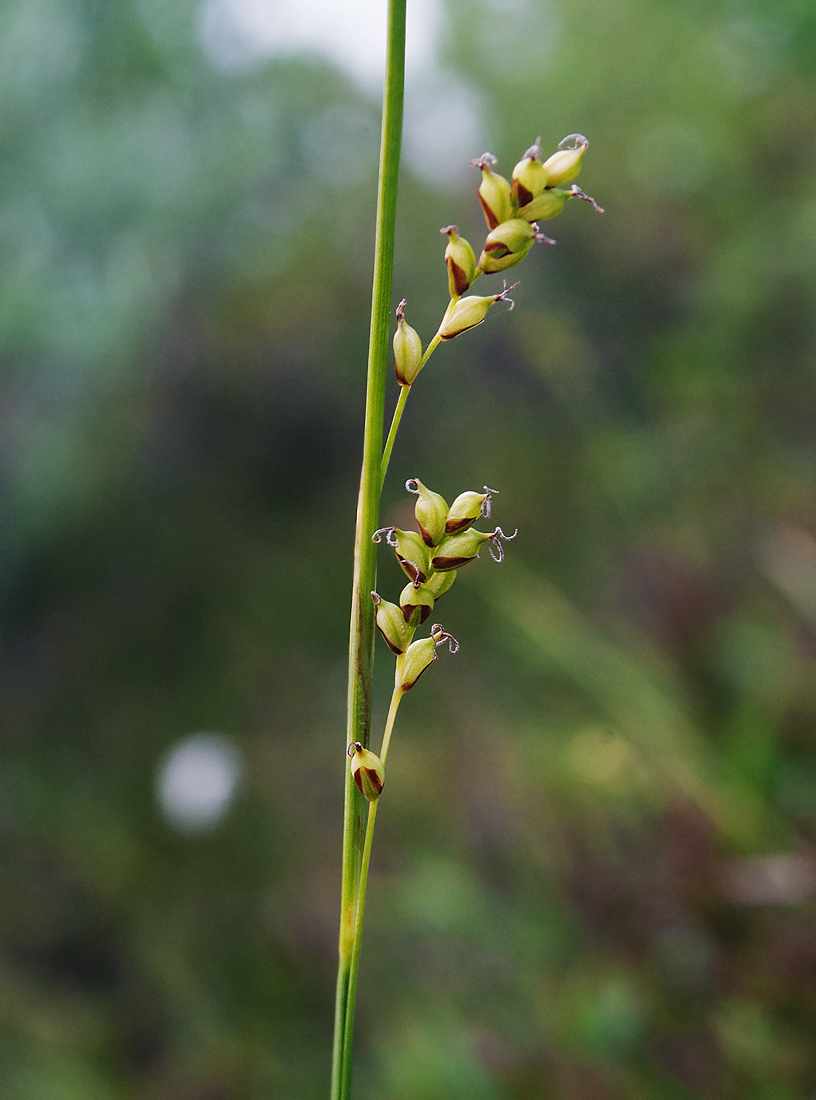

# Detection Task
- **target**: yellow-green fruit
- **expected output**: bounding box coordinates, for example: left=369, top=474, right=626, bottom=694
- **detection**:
left=478, top=218, right=535, bottom=274
left=393, top=300, right=423, bottom=386
left=472, top=154, right=514, bottom=229
left=406, top=477, right=449, bottom=546
left=400, top=581, right=435, bottom=627
left=348, top=742, right=385, bottom=802
left=372, top=592, right=410, bottom=654
left=425, top=569, right=457, bottom=599
left=541, top=134, right=588, bottom=187
left=517, top=187, right=569, bottom=224
left=432, top=528, right=491, bottom=571
left=392, top=528, right=432, bottom=584
left=445, top=489, right=490, bottom=534
left=441, top=225, right=476, bottom=298
left=395, top=636, right=437, bottom=692
left=437, top=282, right=516, bottom=340
left=511, top=138, right=549, bottom=206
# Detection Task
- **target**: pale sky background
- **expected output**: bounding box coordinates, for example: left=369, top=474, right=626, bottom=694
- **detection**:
left=197, top=0, right=486, bottom=183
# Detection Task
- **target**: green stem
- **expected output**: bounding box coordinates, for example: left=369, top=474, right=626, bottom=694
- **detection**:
left=380, top=332, right=443, bottom=488
left=331, top=1, right=406, bottom=1098
left=341, top=800, right=378, bottom=1082
left=341, top=684, right=404, bottom=1086
left=380, top=385, right=410, bottom=490
left=379, top=685, right=403, bottom=765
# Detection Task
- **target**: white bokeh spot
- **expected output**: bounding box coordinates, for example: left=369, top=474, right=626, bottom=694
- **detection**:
left=157, top=732, right=243, bottom=833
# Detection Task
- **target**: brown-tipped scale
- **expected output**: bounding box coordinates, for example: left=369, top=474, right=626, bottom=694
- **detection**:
left=391, top=528, right=431, bottom=584
left=441, top=226, right=476, bottom=298
left=348, top=742, right=385, bottom=802
left=399, top=581, right=435, bottom=627
left=541, top=133, right=588, bottom=188
left=406, top=478, right=449, bottom=547
left=478, top=218, right=536, bottom=274
left=372, top=592, right=411, bottom=654
left=471, top=152, right=514, bottom=230
left=511, top=137, right=549, bottom=207
left=395, top=624, right=459, bottom=692
left=445, top=485, right=496, bottom=534
left=393, top=300, right=423, bottom=386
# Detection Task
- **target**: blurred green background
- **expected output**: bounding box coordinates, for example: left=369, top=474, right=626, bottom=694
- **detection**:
left=2, top=0, right=816, bottom=1096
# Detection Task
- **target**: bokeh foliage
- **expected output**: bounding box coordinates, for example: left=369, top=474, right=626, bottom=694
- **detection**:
left=1, top=0, right=816, bottom=1096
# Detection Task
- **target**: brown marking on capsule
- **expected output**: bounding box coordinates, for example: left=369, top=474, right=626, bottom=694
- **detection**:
left=400, top=659, right=435, bottom=692
left=444, top=516, right=475, bottom=534
left=418, top=522, right=436, bottom=547
left=401, top=600, right=433, bottom=626
left=431, top=554, right=477, bottom=570
left=439, top=318, right=486, bottom=341
left=483, top=240, right=511, bottom=256
left=514, top=180, right=533, bottom=207
left=448, top=259, right=470, bottom=297
left=477, top=191, right=500, bottom=230
left=376, top=623, right=406, bottom=655
left=396, top=554, right=427, bottom=584
left=362, top=768, right=383, bottom=797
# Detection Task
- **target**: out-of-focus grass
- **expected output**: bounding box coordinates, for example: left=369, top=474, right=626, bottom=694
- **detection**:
left=0, top=0, right=815, bottom=1095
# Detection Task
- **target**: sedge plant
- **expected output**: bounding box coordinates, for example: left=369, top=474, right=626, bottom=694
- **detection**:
left=330, top=3, right=603, bottom=1096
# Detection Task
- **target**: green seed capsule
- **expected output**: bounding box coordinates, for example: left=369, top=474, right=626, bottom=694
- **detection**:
left=372, top=592, right=411, bottom=654
left=511, top=137, right=549, bottom=207
left=406, top=477, right=449, bottom=547
left=517, top=187, right=569, bottom=224
left=541, top=134, right=588, bottom=187
left=437, top=282, right=518, bottom=341
left=478, top=218, right=536, bottom=274
left=432, top=528, right=490, bottom=571
left=400, top=581, right=435, bottom=627
left=425, top=569, right=457, bottom=599
left=396, top=624, right=459, bottom=692
left=441, top=226, right=476, bottom=298
left=432, top=525, right=517, bottom=570
left=348, top=742, right=385, bottom=802
left=393, top=300, right=423, bottom=386
left=471, top=153, right=514, bottom=230
left=445, top=486, right=496, bottom=534
left=393, top=528, right=431, bottom=584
